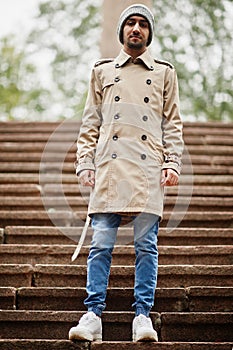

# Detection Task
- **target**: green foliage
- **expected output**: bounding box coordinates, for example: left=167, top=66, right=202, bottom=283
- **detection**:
left=0, top=36, right=49, bottom=120
left=0, top=0, right=232, bottom=121
left=26, top=0, right=102, bottom=120
left=151, top=0, right=233, bottom=121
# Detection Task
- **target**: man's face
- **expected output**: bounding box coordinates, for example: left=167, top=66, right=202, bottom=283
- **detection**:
left=123, top=15, right=150, bottom=50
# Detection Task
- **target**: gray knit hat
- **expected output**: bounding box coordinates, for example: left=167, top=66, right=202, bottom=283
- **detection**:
left=117, top=4, right=155, bottom=46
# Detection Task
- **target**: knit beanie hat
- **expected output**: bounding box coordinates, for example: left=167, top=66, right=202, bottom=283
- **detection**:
left=117, top=4, right=155, bottom=46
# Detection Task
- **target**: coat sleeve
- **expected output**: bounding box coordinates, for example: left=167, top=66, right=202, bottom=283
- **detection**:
left=162, top=67, right=184, bottom=175
left=75, top=68, right=102, bottom=175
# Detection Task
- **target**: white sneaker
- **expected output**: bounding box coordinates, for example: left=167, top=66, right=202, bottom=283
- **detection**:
left=132, top=314, right=158, bottom=342
left=69, top=311, right=102, bottom=341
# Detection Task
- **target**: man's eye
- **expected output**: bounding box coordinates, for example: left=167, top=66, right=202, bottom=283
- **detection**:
left=140, top=22, right=148, bottom=28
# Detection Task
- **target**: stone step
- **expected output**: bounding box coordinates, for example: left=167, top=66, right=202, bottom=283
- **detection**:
left=1, top=134, right=233, bottom=150
left=2, top=263, right=231, bottom=289
left=0, top=120, right=232, bottom=133
left=160, top=312, right=233, bottom=342
left=185, top=145, right=233, bottom=155
left=0, top=340, right=233, bottom=350
left=0, top=310, right=232, bottom=342
left=1, top=154, right=232, bottom=166
left=166, top=186, right=233, bottom=197
left=0, top=210, right=86, bottom=227
left=184, top=135, right=233, bottom=146
left=0, top=228, right=4, bottom=244
left=1, top=196, right=232, bottom=211
left=42, top=184, right=232, bottom=197
left=4, top=226, right=233, bottom=246
left=1, top=210, right=232, bottom=228
left=0, top=184, right=41, bottom=195
left=0, top=152, right=76, bottom=162
left=0, top=183, right=232, bottom=200
left=0, top=286, right=188, bottom=312
left=1, top=138, right=233, bottom=151
left=0, top=340, right=87, bottom=350
left=0, top=132, right=77, bottom=142
left=0, top=173, right=77, bottom=184
left=1, top=144, right=232, bottom=158
left=1, top=162, right=232, bottom=175
left=92, top=341, right=233, bottom=350
left=0, top=173, right=233, bottom=185
left=0, top=287, right=16, bottom=310
left=1, top=286, right=230, bottom=313
left=1, top=245, right=232, bottom=266
left=0, top=264, right=33, bottom=288
left=33, top=264, right=233, bottom=289
left=183, top=125, right=233, bottom=136
left=0, top=210, right=231, bottom=229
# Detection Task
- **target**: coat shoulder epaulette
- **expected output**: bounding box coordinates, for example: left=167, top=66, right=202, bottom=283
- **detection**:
left=94, top=58, right=114, bottom=67
left=154, top=59, right=174, bottom=69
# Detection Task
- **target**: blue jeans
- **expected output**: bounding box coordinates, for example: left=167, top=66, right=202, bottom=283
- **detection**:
left=84, top=212, right=159, bottom=317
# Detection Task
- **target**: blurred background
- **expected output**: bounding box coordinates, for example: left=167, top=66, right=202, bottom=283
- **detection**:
left=0, top=0, right=232, bottom=122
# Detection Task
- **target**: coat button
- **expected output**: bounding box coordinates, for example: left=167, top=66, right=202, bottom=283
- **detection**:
left=141, top=154, right=147, bottom=160
left=115, top=63, right=120, bottom=68
left=114, top=77, right=120, bottom=82
left=141, top=135, right=147, bottom=141
left=142, top=115, right=148, bottom=121
left=112, top=153, right=117, bottom=159
left=114, top=114, right=120, bottom=119
left=146, top=79, right=152, bottom=85
left=144, top=97, right=149, bottom=103
left=115, top=96, right=120, bottom=102
left=150, top=66, right=154, bottom=70
left=113, top=135, right=118, bottom=141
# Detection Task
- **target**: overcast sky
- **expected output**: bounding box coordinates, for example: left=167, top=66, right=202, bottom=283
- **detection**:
left=0, top=0, right=41, bottom=38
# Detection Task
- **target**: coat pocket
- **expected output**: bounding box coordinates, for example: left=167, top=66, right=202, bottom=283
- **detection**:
left=102, top=80, right=114, bottom=91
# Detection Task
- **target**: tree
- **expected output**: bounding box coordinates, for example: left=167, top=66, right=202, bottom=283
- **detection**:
left=0, top=36, right=50, bottom=120
left=151, top=0, right=233, bottom=121
left=26, top=0, right=102, bottom=120
left=1, top=0, right=232, bottom=121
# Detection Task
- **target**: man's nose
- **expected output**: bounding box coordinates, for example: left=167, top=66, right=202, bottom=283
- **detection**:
left=133, top=22, right=140, bottom=32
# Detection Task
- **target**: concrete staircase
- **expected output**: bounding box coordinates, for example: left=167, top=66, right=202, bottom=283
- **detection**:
left=0, top=121, right=232, bottom=350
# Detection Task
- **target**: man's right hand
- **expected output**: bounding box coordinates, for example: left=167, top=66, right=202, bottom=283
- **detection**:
left=78, top=169, right=95, bottom=187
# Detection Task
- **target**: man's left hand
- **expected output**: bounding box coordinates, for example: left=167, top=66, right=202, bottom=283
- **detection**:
left=161, top=168, right=179, bottom=187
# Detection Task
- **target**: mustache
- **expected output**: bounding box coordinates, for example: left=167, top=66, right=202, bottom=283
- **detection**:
left=129, top=34, right=142, bottom=39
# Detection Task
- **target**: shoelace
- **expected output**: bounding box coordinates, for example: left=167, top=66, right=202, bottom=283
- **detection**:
left=136, top=316, right=151, bottom=328
left=80, top=313, right=97, bottom=326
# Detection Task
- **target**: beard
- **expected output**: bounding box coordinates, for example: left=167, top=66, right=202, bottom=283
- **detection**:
left=127, top=40, right=144, bottom=50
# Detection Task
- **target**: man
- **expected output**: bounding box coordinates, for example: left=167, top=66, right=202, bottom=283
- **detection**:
left=69, top=3, right=183, bottom=342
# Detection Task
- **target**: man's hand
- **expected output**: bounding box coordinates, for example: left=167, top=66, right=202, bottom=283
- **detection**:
left=78, top=169, right=95, bottom=187
left=161, top=168, right=179, bottom=187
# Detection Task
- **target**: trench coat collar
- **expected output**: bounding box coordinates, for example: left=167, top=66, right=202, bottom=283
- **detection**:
left=115, top=49, right=155, bottom=71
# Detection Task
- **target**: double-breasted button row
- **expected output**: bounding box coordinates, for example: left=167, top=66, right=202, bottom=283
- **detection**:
left=144, top=78, right=152, bottom=103
left=111, top=152, right=147, bottom=161
left=141, top=154, right=147, bottom=160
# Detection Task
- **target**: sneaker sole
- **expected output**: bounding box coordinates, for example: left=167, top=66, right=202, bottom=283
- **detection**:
left=69, top=328, right=102, bottom=342
left=133, top=330, right=158, bottom=342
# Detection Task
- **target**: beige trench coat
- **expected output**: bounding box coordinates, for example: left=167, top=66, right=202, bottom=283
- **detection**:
left=76, top=49, right=184, bottom=218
